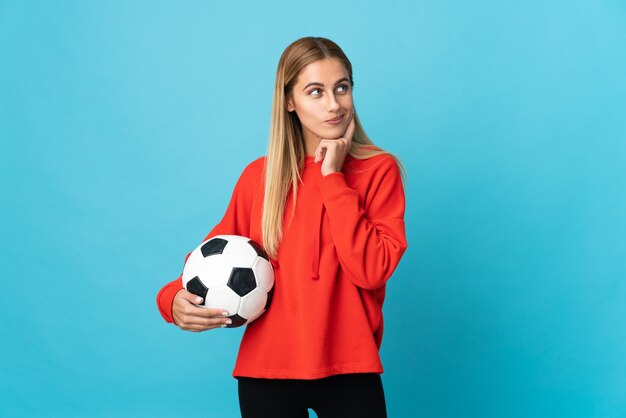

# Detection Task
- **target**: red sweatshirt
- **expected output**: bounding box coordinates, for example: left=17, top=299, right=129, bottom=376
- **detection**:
left=156, top=152, right=407, bottom=379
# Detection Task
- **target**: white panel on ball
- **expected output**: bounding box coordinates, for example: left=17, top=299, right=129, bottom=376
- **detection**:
left=215, top=235, right=249, bottom=243
left=206, top=286, right=241, bottom=314
left=239, top=287, right=268, bottom=320
left=245, top=308, right=265, bottom=324
left=196, top=255, right=233, bottom=289
left=181, top=250, right=206, bottom=284
left=252, top=257, right=274, bottom=292
left=222, top=239, right=258, bottom=267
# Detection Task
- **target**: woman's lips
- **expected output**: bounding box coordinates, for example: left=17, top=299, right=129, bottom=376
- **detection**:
left=325, top=115, right=343, bottom=125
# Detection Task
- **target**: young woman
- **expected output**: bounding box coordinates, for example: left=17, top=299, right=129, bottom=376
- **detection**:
left=156, top=36, right=408, bottom=418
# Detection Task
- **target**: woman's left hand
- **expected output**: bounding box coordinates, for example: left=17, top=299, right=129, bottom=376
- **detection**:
left=314, top=112, right=356, bottom=176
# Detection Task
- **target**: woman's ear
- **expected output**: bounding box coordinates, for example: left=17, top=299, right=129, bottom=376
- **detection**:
left=286, top=94, right=295, bottom=112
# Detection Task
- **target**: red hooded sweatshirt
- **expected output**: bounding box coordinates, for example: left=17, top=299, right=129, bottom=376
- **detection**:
left=156, top=152, right=407, bottom=379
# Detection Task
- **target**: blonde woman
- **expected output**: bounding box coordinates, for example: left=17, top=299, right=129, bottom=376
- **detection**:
left=157, top=36, right=408, bottom=418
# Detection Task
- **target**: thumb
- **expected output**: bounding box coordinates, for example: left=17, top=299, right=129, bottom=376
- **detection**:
left=179, top=288, right=204, bottom=305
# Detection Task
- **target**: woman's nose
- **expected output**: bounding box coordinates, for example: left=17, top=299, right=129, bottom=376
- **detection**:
left=326, top=93, right=340, bottom=111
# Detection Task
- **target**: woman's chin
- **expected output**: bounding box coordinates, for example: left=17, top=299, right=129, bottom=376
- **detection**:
left=320, top=125, right=345, bottom=138
left=306, top=125, right=344, bottom=140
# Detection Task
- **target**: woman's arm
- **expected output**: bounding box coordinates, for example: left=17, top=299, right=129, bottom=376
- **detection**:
left=156, top=159, right=259, bottom=323
left=319, top=155, right=408, bottom=290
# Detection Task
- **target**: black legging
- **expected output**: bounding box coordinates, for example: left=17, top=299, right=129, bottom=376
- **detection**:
left=237, top=372, right=387, bottom=418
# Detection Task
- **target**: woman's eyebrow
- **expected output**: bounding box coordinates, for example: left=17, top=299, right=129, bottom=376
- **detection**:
left=302, top=77, right=350, bottom=91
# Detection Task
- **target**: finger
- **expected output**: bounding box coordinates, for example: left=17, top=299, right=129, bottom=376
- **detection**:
left=176, top=295, right=229, bottom=317
left=317, top=141, right=338, bottom=164
left=182, top=323, right=226, bottom=332
left=314, top=144, right=326, bottom=163
left=343, top=113, right=356, bottom=140
left=318, top=139, right=343, bottom=152
left=178, top=288, right=205, bottom=305
left=184, top=304, right=231, bottom=318
left=177, top=290, right=230, bottom=317
left=183, top=315, right=232, bottom=328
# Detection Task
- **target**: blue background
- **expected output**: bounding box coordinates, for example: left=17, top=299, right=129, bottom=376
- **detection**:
left=1, top=1, right=625, bottom=417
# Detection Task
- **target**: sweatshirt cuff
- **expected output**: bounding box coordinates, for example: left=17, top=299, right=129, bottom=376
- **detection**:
left=157, top=281, right=183, bottom=324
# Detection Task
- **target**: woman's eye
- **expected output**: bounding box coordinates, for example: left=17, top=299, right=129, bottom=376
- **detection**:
left=309, top=85, right=349, bottom=97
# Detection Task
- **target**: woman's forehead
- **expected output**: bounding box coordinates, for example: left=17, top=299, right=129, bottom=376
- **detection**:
left=295, top=58, right=349, bottom=87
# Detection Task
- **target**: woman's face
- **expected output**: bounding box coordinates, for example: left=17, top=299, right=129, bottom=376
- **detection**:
left=286, top=58, right=354, bottom=145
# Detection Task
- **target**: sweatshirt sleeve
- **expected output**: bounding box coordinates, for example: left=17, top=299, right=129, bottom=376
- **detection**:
left=155, top=161, right=258, bottom=324
left=318, top=156, right=407, bottom=290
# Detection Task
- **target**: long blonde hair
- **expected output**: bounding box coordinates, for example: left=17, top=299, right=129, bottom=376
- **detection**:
left=262, top=36, right=406, bottom=258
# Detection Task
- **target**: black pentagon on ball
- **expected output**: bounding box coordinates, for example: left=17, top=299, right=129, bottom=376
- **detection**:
left=227, top=267, right=257, bottom=297
left=201, top=238, right=228, bottom=257
left=225, top=314, right=247, bottom=328
left=247, top=239, right=269, bottom=261
left=186, top=276, right=208, bottom=301
left=264, top=286, right=274, bottom=311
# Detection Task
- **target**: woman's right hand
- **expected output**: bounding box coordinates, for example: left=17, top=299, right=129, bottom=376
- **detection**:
left=172, top=289, right=232, bottom=332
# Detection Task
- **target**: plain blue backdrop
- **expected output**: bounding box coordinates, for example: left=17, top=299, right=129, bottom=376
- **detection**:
left=1, top=1, right=625, bottom=417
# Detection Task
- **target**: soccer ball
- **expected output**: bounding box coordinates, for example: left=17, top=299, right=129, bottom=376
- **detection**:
left=181, top=235, right=275, bottom=328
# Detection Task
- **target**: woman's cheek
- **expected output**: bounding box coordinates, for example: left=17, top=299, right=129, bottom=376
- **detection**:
left=302, top=110, right=325, bottom=136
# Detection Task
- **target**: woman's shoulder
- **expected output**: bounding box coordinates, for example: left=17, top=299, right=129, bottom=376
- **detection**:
left=237, top=155, right=266, bottom=178
left=224, top=156, right=265, bottom=203
left=230, top=156, right=266, bottom=191
left=346, top=149, right=399, bottom=174
left=243, top=155, right=266, bottom=173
